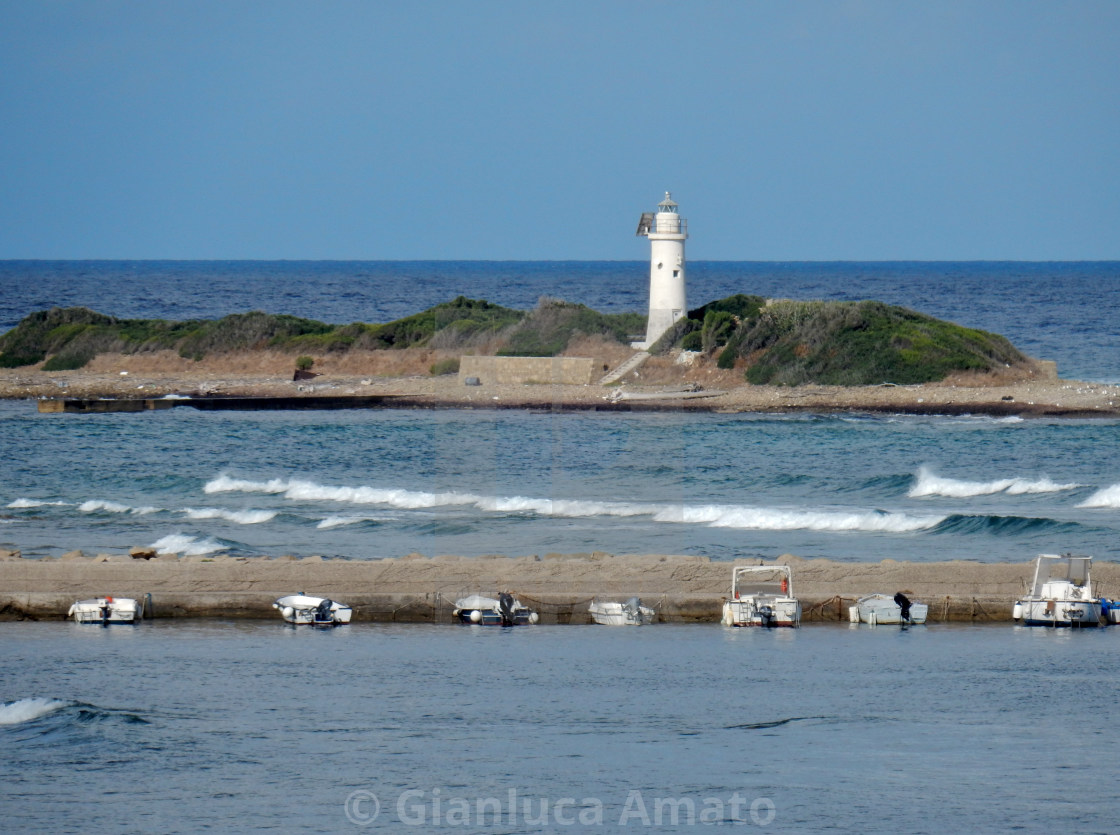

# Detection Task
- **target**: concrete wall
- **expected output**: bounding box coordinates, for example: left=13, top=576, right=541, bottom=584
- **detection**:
left=0, top=592, right=1023, bottom=623
left=459, top=356, right=595, bottom=386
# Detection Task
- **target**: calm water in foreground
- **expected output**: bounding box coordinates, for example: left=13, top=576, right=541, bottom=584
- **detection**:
left=3, top=621, right=1119, bottom=833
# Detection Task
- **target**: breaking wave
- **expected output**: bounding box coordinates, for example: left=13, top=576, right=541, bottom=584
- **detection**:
left=150, top=533, right=226, bottom=556
left=7, top=498, right=69, bottom=509
left=0, top=698, right=70, bottom=726
left=931, top=514, right=1082, bottom=536
left=208, top=475, right=944, bottom=533
left=659, top=505, right=944, bottom=532
left=78, top=500, right=132, bottom=513
left=204, top=475, right=296, bottom=494
left=908, top=466, right=1081, bottom=498
left=183, top=507, right=277, bottom=525
left=1077, top=484, right=1120, bottom=509
left=316, top=515, right=377, bottom=529
left=78, top=500, right=160, bottom=515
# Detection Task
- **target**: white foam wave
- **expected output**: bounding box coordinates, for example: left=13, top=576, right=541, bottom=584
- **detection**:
left=77, top=500, right=163, bottom=515
left=207, top=473, right=947, bottom=533
left=317, top=515, right=372, bottom=529
left=0, top=697, right=69, bottom=725
left=79, top=500, right=131, bottom=513
left=1077, top=484, right=1120, bottom=509
left=908, top=466, right=1081, bottom=498
left=204, top=475, right=291, bottom=495
left=183, top=507, right=277, bottom=525
left=7, top=498, right=69, bottom=509
left=151, top=533, right=225, bottom=556
left=285, top=481, right=479, bottom=509
left=478, top=496, right=658, bottom=517
left=656, top=504, right=943, bottom=532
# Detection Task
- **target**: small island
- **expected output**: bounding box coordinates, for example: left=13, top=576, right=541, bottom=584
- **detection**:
left=1, top=296, right=1118, bottom=417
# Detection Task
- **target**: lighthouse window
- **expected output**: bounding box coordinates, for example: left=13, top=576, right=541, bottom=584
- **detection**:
left=673, top=270, right=679, bottom=278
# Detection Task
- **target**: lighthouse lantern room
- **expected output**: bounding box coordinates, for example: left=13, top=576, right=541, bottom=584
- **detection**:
left=633, top=191, right=688, bottom=349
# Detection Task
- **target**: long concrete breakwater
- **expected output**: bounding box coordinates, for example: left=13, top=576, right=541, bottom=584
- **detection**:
left=4, top=551, right=1118, bottom=624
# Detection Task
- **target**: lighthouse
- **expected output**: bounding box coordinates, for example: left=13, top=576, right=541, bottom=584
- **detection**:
left=634, top=192, right=688, bottom=349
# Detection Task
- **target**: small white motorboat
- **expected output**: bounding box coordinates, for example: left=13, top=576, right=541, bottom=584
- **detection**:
left=453, top=593, right=539, bottom=626
left=272, top=594, right=352, bottom=626
left=849, top=593, right=929, bottom=625
left=1012, top=554, right=1102, bottom=628
left=68, top=596, right=142, bottom=624
left=589, top=597, right=656, bottom=626
left=721, top=565, right=801, bottom=628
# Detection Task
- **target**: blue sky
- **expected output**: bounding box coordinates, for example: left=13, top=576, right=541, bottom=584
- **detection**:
left=1, top=1, right=1117, bottom=260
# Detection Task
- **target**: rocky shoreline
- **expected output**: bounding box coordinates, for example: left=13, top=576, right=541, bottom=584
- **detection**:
left=4, top=550, right=1119, bottom=624
left=4, top=363, right=1120, bottom=418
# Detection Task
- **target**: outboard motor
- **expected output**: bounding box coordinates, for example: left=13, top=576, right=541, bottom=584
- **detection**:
left=316, top=598, right=333, bottom=624
left=623, top=597, right=642, bottom=622
left=758, top=604, right=775, bottom=628
left=498, top=592, right=516, bottom=627
left=894, top=592, right=912, bottom=623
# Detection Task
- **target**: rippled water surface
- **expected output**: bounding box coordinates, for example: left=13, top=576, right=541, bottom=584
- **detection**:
left=3, top=621, right=1119, bottom=833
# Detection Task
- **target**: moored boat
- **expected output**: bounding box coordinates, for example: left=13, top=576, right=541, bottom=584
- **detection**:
left=589, top=597, right=656, bottom=626
left=272, top=594, right=352, bottom=626
left=68, top=596, right=142, bottom=624
left=453, top=592, right=538, bottom=626
left=850, top=592, right=928, bottom=625
left=1012, top=554, right=1102, bottom=628
left=721, top=565, right=801, bottom=628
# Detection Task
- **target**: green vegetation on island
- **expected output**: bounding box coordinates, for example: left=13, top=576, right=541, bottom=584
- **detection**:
left=656, top=295, right=1027, bottom=385
left=0, top=293, right=1028, bottom=385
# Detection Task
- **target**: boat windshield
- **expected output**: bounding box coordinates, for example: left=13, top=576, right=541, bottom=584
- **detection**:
left=732, top=568, right=791, bottom=597
left=1044, top=557, right=1091, bottom=586
left=1030, top=555, right=1091, bottom=596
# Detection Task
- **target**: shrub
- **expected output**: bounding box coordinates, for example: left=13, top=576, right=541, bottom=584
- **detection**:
left=716, top=343, right=739, bottom=369
left=429, top=358, right=460, bottom=376
left=679, top=330, right=703, bottom=352
left=295, top=356, right=315, bottom=371
left=42, top=350, right=94, bottom=371
left=500, top=298, right=643, bottom=357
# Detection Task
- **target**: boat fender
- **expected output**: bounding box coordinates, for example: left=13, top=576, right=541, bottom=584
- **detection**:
left=780, top=579, right=788, bottom=595
left=529, top=612, right=540, bottom=624
left=1012, top=602, right=1023, bottom=621
left=469, top=609, right=482, bottom=623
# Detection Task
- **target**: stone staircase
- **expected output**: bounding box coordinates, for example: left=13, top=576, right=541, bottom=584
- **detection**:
left=598, top=351, right=650, bottom=386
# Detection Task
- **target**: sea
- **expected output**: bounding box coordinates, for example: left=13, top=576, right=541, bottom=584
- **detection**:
left=2, top=260, right=1120, bottom=832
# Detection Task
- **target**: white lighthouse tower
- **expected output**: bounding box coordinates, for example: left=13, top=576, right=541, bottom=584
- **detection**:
left=634, top=192, right=688, bottom=349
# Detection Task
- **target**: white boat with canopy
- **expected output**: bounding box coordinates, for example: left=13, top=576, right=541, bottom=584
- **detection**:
left=1012, top=554, right=1102, bottom=628
left=721, top=565, right=801, bottom=628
